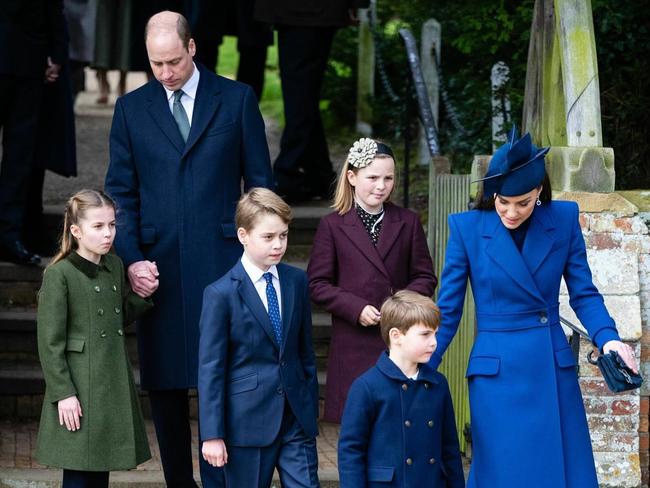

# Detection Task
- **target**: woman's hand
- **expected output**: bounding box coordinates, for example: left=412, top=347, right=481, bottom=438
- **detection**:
left=58, top=395, right=82, bottom=431
left=359, top=305, right=381, bottom=326
left=603, top=340, right=638, bottom=374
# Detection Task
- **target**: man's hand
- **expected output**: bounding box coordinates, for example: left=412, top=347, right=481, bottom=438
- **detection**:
left=128, top=260, right=159, bottom=298
left=44, top=57, right=61, bottom=83
left=58, top=395, right=82, bottom=431
left=202, top=438, right=228, bottom=467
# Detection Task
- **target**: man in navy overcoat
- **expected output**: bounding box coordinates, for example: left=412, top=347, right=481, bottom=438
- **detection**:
left=104, top=11, right=273, bottom=487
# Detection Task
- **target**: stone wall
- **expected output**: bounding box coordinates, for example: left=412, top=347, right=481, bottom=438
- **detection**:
left=557, top=191, right=649, bottom=488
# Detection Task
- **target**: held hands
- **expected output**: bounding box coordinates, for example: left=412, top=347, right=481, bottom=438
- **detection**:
left=58, top=395, right=82, bottom=431
left=128, top=261, right=159, bottom=298
left=202, top=438, right=228, bottom=467
left=603, top=340, right=639, bottom=374
left=359, top=305, right=381, bottom=327
left=44, top=57, right=61, bottom=83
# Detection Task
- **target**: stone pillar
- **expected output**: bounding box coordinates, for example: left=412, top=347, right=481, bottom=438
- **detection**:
left=557, top=191, right=648, bottom=488
left=356, top=6, right=375, bottom=137
left=491, top=62, right=511, bottom=152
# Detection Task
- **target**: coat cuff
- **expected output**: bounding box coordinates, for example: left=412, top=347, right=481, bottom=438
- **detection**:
left=593, top=327, right=621, bottom=351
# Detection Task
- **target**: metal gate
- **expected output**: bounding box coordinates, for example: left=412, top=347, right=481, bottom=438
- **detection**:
left=428, top=173, right=475, bottom=453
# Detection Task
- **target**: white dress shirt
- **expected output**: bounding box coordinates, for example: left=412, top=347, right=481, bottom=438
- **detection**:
left=163, top=62, right=200, bottom=125
left=241, top=253, right=282, bottom=317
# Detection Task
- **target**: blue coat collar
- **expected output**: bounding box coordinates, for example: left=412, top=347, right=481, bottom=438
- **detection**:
left=375, top=351, right=439, bottom=385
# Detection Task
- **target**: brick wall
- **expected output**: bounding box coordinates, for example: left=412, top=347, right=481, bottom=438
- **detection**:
left=558, top=195, right=648, bottom=488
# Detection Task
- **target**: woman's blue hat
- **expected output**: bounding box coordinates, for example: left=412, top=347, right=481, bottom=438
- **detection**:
left=477, top=127, right=550, bottom=200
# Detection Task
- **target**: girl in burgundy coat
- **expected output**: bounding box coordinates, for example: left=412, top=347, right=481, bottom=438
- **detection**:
left=307, top=138, right=437, bottom=422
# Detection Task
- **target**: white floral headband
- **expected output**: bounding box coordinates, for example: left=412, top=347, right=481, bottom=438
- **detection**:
left=347, top=138, right=395, bottom=169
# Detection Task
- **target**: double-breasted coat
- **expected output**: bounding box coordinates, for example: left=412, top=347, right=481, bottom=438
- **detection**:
left=430, top=200, right=620, bottom=487
left=308, top=203, right=437, bottom=422
left=339, top=352, right=465, bottom=488
left=36, top=252, right=152, bottom=471
left=105, top=64, right=273, bottom=390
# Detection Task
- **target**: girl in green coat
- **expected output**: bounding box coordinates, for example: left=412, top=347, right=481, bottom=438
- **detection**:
left=36, top=190, right=157, bottom=488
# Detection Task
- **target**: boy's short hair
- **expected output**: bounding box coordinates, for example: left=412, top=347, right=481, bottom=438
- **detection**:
left=235, top=188, right=292, bottom=230
left=380, top=290, right=441, bottom=347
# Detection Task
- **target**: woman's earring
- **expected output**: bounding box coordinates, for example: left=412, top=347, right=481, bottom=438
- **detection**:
left=536, top=196, right=542, bottom=206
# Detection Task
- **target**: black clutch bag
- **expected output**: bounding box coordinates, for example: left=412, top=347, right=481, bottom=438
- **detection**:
left=561, top=317, right=643, bottom=393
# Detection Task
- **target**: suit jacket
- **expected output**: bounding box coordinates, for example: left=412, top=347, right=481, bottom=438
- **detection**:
left=308, top=203, right=437, bottom=422
left=254, top=0, right=370, bottom=27
left=0, top=0, right=66, bottom=77
left=198, top=261, right=319, bottom=446
left=338, top=352, right=465, bottom=488
left=430, top=200, right=618, bottom=487
left=105, top=64, right=273, bottom=390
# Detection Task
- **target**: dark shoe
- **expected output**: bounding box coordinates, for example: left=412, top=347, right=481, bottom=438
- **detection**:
left=0, top=240, right=42, bottom=265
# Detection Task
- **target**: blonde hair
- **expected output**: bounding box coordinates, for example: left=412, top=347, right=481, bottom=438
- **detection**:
left=332, top=152, right=395, bottom=215
left=49, top=190, right=116, bottom=267
left=380, top=290, right=440, bottom=347
left=235, top=188, right=292, bottom=231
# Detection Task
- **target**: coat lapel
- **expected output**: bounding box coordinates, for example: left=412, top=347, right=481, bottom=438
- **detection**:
left=233, top=263, right=279, bottom=350
left=376, top=204, right=405, bottom=260
left=482, top=211, right=545, bottom=304
left=146, top=82, right=185, bottom=154
left=278, top=265, right=295, bottom=351
left=522, top=205, right=556, bottom=275
left=341, top=210, right=390, bottom=279
left=182, top=65, right=222, bottom=158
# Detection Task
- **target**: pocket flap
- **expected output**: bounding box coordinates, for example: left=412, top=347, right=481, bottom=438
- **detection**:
left=554, top=347, right=576, bottom=368
left=466, top=356, right=500, bottom=377
left=229, top=372, right=258, bottom=395
left=221, top=222, right=237, bottom=238
left=66, top=338, right=85, bottom=352
left=367, top=466, right=395, bottom=482
left=140, top=226, right=156, bottom=244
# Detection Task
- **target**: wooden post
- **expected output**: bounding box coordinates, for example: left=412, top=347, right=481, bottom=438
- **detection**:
left=491, top=62, right=511, bottom=152
left=356, top=5, right=375, bottom=136
left=416, top=19, right=441, bottom=166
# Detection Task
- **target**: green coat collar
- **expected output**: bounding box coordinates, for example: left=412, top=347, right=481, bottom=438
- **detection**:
left=66, top=251, right=112, bottom=278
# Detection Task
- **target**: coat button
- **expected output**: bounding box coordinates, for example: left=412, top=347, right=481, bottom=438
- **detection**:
left=406, top=458, right=413, bottom=466
left=97, top=308, right=104, bottom=316
left=94, top=286, right=101, bottom=293
left=100, top=330, right=107, bottom=338
left=112, top=284, right=117, bottom=292
left=401, top=383, right=408, bottom=391
left=424, top=383, right=429, bottom=389
left=276, top=387, right=283, bottom=395
left=429, top=457, right=436, bottom=464
left=540, top=312, right=548, bottom=324
left=428, top=420, right=434, bottom=427
left=114, top=307, right=121, bottom=314
left=117, top=329, right=124, bottom=336
left=404, top=420, right=411, bottom=427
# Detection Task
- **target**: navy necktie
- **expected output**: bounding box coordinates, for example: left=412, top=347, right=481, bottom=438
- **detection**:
left=264, top=272, right=282, bottom=345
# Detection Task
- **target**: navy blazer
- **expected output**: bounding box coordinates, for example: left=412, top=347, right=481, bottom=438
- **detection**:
left=198, top=261, right=319, bottom=447
left=105, top=64, right=273, bottom=390
left=338, top=352, right=465, bottom=488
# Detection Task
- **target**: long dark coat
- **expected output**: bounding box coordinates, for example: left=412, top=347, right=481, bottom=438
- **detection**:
left=254, top=0, right=369, bottom=27
left=431, top=201, right=620, bottom=487
left=105, top=64, right=273, bottom=390
left=36, top=252, right=152, bottom=470
left=307, top=203, right=436, bottom=422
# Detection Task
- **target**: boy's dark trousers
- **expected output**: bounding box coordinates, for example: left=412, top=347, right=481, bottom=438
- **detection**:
left=224, top=400, right=319, bottom=487
left=62, top=469, right=108, bottom=488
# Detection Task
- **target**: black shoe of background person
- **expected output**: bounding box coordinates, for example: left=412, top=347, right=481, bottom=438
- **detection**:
left=0, top=240, right=42, bottom=266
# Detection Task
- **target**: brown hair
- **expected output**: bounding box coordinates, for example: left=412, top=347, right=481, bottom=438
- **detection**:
left=236, top=188, right=292, bottom=231
left=380, top=290, right=440, bottom=347
left=49, top=190, right=116, bottom=267
left=332, top=150, right=396, bottom=215
left=144, top=11, right=192, bottom=49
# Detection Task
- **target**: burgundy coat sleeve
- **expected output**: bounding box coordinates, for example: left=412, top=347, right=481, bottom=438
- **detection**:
left=404, top=212, right=437, bottom=296
left=308, top=216, right=369, bottom=325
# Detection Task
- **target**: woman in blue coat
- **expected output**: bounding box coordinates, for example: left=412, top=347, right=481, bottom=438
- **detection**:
left=430, top=129, right=638, bottom=488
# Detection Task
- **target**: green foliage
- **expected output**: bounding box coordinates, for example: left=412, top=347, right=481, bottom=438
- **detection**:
left=322, top=0, right=650, bottom=189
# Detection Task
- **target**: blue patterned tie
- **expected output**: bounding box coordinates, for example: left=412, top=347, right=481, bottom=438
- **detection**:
left=172, top=90, right=190, bottom=142
left=264, top=272, right=283, bottom=345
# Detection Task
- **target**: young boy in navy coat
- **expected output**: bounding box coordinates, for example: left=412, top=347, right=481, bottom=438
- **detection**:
left=338, top=290, right=464, bottom=488
left=198, top=188, right=320, bottom=487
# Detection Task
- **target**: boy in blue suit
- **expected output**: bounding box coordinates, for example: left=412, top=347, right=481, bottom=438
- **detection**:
left=198, top=188, right=320, bottom=487
left=338, top=290, right=464, bottom=488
